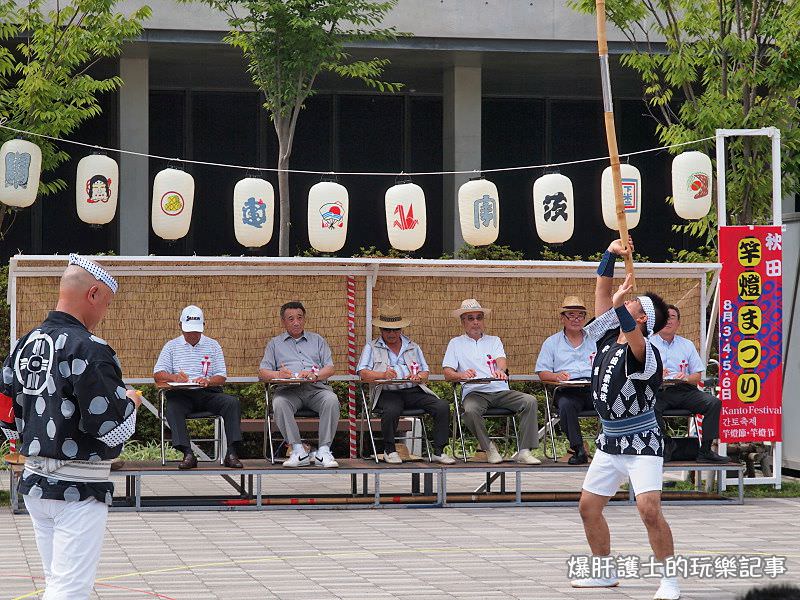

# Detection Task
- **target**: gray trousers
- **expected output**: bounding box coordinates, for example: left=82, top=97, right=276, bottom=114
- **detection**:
left=272, top=384, right=340, bottom=448
left=462, top=389, right=539, bottom=451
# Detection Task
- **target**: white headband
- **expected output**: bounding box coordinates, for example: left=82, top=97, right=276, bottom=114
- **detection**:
left=68, top=253, right=118, bottom=294
left=637, top=295, right=656, bottom=336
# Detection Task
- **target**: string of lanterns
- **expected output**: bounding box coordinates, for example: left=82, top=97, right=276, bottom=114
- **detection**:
left=0, top=135, right=713, bottom=251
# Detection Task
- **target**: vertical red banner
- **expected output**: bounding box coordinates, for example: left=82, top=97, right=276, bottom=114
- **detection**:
left=718, top=226, right=783, bottom=442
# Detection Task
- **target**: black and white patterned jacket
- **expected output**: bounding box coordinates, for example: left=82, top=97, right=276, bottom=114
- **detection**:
left=0, top=311, right=136, bottom=504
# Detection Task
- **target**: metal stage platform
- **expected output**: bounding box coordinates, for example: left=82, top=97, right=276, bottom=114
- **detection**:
left=8, top=459, right=745, bottom=513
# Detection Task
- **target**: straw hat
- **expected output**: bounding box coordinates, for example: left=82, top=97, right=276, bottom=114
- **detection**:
left=452, top=298, right=492, bottom=318
left=372, top=304, right=411, bottom=329
left=560, top=296, right=587, bottom=314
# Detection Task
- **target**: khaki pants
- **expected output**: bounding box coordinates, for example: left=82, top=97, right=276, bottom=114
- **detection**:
left=462, top=389, right=539, bottom=451
left=272, top=384, right=340, bottom=448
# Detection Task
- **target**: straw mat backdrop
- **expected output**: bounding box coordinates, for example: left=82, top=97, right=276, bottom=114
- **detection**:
left=10, top=258, right=703, bottom=380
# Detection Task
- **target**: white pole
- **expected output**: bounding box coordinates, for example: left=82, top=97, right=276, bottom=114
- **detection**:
left=771, top=127, right=782, bottom=226
left=715, top=130, right=727, bottom=228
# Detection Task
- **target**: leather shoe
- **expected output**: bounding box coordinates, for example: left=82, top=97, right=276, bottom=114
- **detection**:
left=697, top=448, right=728, bottom=463
left=224, top=453, right=243, bottom=468
left=178, top=452, right=197, bottom=470
left=568, top=446, right=589, bottom=465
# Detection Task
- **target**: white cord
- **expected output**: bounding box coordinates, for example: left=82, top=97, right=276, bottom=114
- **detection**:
left=0, top=121, right=715, bottom=177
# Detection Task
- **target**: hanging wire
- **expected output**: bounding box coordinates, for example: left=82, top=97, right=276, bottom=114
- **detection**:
left=0, top=122, right=715, bottom=178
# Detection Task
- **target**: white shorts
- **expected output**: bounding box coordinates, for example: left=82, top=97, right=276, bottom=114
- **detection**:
left=582, top=450, right=663, bottom=497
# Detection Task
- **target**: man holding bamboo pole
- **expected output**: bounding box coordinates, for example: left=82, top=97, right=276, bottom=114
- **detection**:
left=570, top=239, right=680, bottom=600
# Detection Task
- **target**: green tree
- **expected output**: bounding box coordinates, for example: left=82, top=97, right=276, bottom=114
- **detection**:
left=0, top=0, right=151, bottom=238
left=570, top=0, right=800, bottom=247
left=185, top=0, right=403, bottom=256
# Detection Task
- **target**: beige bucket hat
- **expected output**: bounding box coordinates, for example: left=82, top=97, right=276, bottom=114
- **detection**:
left=452, top=298, right=492, bottom=318
left=372, top=304, right=411, bottom=329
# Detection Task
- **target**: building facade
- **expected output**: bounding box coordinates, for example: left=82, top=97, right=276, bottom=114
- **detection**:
left=2, top=0, right=699, bottom=260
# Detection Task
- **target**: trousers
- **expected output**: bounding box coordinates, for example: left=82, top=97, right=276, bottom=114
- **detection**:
left=165, top=388, right=242, bottom=452
left=375, top=386, right=450, bottom=454
left=554, top=386, right=595, bottom=448
left=655, top=383, right=721, bottom=442
left=24, top=495, right=108, bottom=600
left=272, top=384, right=340, bottom=448
left=462, top=389, right=539, bottom=451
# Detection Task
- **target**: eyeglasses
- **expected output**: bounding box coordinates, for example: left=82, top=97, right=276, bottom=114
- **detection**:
left=463, top=314, right=484, bottom=322
left=562, top=312, right=587, bottom=321
left=380, top=327, right=401, bottom=332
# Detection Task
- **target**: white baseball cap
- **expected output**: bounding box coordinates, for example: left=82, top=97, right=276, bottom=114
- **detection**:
left=180, top=305, right=204, bottom=332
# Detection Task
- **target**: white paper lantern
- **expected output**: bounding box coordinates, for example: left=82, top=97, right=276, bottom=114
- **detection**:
left=308, top=181, right=348, bottom=252
left=458, top=179, right=499, bottom=246
left=75, top=154, right=118, bottom=225
left=601, top=163, right=641, bottom=230
left=385, top=182, right=426, bottom=251
left=0, top=139, right=42, bottom=208
left=233, top=178, right=274, bottom=248
left=532, top=173, right=575, bottom=243
left=672, top=151, right=713, bottom=220
left=152, top=168, right=194, bottom=240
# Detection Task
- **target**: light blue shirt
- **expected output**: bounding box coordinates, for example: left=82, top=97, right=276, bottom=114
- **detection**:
left=153, top=335, right=227, bottom=379
left=650, top=334, right=704, bottom=378
left=356, top=335, right=430, bottom=376
left=534, top=329, right=596, bottom=380
left=442, top=333, right=509, bottom=397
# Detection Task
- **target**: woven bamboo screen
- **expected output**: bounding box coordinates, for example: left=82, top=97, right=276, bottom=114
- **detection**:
left=10, top=258, right=706, bottom=380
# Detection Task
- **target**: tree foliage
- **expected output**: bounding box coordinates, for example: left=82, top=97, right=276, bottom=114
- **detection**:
left=0, top=0, right=150, bottom=237
left=184, top=0, right=403, bottom=255
left=569, top=0, right=800, bottom=247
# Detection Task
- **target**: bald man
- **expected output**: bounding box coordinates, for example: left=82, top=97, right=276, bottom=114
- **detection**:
left=1, top=254, right=141, bottom=600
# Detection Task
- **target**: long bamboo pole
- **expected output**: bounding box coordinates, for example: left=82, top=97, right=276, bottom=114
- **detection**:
left=596, top=0, right=636, bottom=289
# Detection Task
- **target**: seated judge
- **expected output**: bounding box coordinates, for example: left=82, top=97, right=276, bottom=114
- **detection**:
left=357, top=304, right=455, bottom=465
left=258, top=301, right=340, bottom=468
left=535, top=296, right=597, bottom=465
left=154, top=305, right=243, bottom=470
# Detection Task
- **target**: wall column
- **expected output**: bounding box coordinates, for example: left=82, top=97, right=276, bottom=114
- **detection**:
left=118, top=52, right=149, bottom=255
left=442, top=64, right=481, bottom=254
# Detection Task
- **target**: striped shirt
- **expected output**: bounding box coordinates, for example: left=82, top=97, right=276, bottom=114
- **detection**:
left=153, top=335, right=227, bottom=379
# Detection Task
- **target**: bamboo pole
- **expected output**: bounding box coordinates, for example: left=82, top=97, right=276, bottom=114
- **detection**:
left=596, top=0, right=636, bottom=289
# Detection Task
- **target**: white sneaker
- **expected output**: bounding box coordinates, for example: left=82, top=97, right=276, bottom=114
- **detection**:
left=383, top=451, right=403, bottom=464
left=283, top=451, right=311, bottom=467
left=314, top=450, right=339, bottom=468
left=653, top=577, right=681, bottom=599
left=513, top=449, right=542, bottom=465
left=432, top=453, right=456, bottom=465
left=571, top=576, right=619, bottom=588
left=485, top=443, right=504, bottom=464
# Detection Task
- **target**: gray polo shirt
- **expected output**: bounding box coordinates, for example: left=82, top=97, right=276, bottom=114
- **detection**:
left=260, top=331, right=334, bottom=387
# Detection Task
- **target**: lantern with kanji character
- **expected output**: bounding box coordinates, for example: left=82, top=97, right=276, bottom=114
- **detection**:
left=601, top=163, right=641, bottom=230
left=152, top=168, right=194, bottom=240
left=385, top=182, right=426, bottom=251
left=308, top=181, right=349, bottom=252
left=533, top=173, right=574, bottom=243
left=233, top=178, right=274, bottom=248
left=0, top=138, right=42, bottom=208
left=672, top=151, right=713, bottom=220
left=76, top=154, right=118, bottom=225
left=458, top=178, right=499, bottom=246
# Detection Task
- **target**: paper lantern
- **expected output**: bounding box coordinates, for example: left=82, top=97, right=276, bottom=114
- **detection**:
left=0, top=139, right=42, bottom=208
left=458, top=179, right=499, bottom=246
left=672, top=151, right=713, bottom=220
left=601, top=163, right=641, bottom=230
left=532, top=173, right=575, bottom=243
left=385, top=182, right=427, bottom=251
left=308, top=181, right=348, bottom=252
left=151, top=168, right=194, bottom=240
left=233, top=178, right=274, bottom=248
left=75, top=154, right=118, bottom=225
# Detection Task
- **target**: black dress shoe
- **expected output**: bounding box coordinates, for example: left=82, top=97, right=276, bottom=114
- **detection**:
left=178, top=453, right=198, bottom=470
left=224, top=453, right=243, bottom=468
left=568, top=446, right=589, bottom=465
left=697, top=448, right=728, bottom=463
